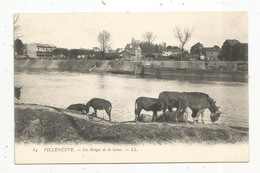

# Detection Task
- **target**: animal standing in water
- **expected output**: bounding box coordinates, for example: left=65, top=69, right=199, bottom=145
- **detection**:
left=85, top=98, right=112, bottom=121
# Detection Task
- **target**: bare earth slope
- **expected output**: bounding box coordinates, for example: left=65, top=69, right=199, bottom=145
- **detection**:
left=15, top=104, right=248, bottom=144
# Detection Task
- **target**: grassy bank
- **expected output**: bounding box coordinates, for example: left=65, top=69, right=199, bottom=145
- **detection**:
left=15, top=104, right=248, bottom=144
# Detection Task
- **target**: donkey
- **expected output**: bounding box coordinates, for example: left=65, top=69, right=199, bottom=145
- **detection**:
left=85, top=98, right=112, bottom=121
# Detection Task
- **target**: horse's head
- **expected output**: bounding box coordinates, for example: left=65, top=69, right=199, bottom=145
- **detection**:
left=83, top=103, right=90, bottom=114
left=209, top=99, right=221, bottom=123
left=210, top=110, right=221, bottom=123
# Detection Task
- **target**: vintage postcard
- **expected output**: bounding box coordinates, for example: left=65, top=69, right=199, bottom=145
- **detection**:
left=14, top=12, right=248, bottom=164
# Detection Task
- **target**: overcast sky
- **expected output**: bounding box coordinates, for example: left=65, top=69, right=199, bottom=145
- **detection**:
left=16, top=12, right=248, bottom=50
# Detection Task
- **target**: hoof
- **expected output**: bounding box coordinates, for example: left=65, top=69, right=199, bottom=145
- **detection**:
left=202, top=121, right=205, bottom=124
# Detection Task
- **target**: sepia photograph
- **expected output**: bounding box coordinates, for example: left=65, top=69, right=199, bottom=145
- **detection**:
left=13, top=12, right=249, bottom=164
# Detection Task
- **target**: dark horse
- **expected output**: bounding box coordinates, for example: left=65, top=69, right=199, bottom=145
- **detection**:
left=85, top=98, right=112, bottom=122
left=179, top=92, right=221, bottom=124
left=158, top=91, right=184, bottom=123
left=135, top=97, right=162, bottom=122
left=15, top=87, right=22, bottom=100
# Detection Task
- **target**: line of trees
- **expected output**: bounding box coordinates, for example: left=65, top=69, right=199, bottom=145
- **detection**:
left=52, top=48, right=119, bottom=60
left=219, top=42, right=248, bottom=61
left=189, top=41, right=248, bottom=61
left=14, top=23, right=247, bottom=61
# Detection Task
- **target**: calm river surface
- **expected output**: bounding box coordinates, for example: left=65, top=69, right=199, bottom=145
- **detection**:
left=15, top=72, right=248, bottom=127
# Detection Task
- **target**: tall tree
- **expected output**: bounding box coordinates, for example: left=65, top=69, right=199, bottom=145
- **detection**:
left=190, top=42, right=204, bottom=55
left=14, top=39, right=24, bottom=55
left=98, top=30, right=111, bottom=57
left=143, top=32, right=157, bottom=45
left=143, top=32, right=156, bottom=54
left=173, top=26, right=193, bottom=60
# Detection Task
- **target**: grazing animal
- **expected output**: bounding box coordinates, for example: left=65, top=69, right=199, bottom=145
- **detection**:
left=158, top=91, right=185, bottom=123
left=15, top=87, right=22, bottom=100
left=67, top=103, right=87, bottom=113
left=85, top=98, right=112, bottom=122
left=179, top=92, right=221, bottom=124
left=135, top=97, right=162, bottom=122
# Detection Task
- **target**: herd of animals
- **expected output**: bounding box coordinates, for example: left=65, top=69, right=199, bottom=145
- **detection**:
left=67, top=92, right=222, bottom=124
left=15, top=86, right=222, bottom=124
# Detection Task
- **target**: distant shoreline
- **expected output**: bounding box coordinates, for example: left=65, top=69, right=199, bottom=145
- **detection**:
left=14, top=59, right=248, bottom=82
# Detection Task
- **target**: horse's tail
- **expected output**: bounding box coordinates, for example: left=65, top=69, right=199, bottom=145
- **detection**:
left=135, top=100, right=138, bottom=122
left=109, top=104, right=112, bottom=114
left=134, top=100, right=137, bottom=115
left=108, top=104, right=112, bottom=121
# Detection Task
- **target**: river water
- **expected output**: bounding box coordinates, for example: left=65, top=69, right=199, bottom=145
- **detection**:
left=14, top=71, right=248, bottom=127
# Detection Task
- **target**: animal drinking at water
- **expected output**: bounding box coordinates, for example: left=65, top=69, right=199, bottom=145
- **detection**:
left=85, top=98, right=112, bottom=122
left=178, top=92, right=221, bottom=124
left=67, top=103, right=87, bottom=113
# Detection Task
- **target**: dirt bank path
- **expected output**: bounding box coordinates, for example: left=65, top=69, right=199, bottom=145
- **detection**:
left=15, top=103, right=249, bottom=144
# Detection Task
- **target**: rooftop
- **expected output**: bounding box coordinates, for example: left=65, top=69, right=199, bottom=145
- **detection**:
left=224, top=39, right=241, bottom=46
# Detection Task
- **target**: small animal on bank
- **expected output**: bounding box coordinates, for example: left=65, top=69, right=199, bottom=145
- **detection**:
left=15, top=87, right=22, bottom=100
left=66, top=103, right=87, bottom=113
left=135, top=97, right=162, bottom=122
left=85, top=98, right=112, bottom=122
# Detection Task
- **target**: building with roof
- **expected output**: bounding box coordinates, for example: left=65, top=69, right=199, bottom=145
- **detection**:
left=223, top=39, right=241, bottom=47
left=162, top=46, right=182, bottom=57
left=204, top=46, right=221, bottom=60
left=120, top=39, right=142, bottom=61
left=93, top=47, right=100, bottom=52
left=25, top=43, right=56, bottom=59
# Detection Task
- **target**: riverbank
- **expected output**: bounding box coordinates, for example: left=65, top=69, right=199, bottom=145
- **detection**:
left=15, top=103, right=249, bottom=144
left=14, top=59, right=248, bottom=82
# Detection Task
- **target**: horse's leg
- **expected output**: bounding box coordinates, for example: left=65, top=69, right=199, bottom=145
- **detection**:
left=152, top=111, right=158, bottom=122
left=175, top=106, right=181, bottom=124
left=195, top=110, right=201, bottom=123
left=135, top=108, right=142, bottom=122
left=180, top=108, right=187, bottom=124
left=191, top=109, right=198, bottom=123
left=162, top=107, right=166, bottom=122
left=200, top=110, right=205, bottom=123
left=94, top=108, right=97, bottom=117
left=168, top=106, right=173, bottom=112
